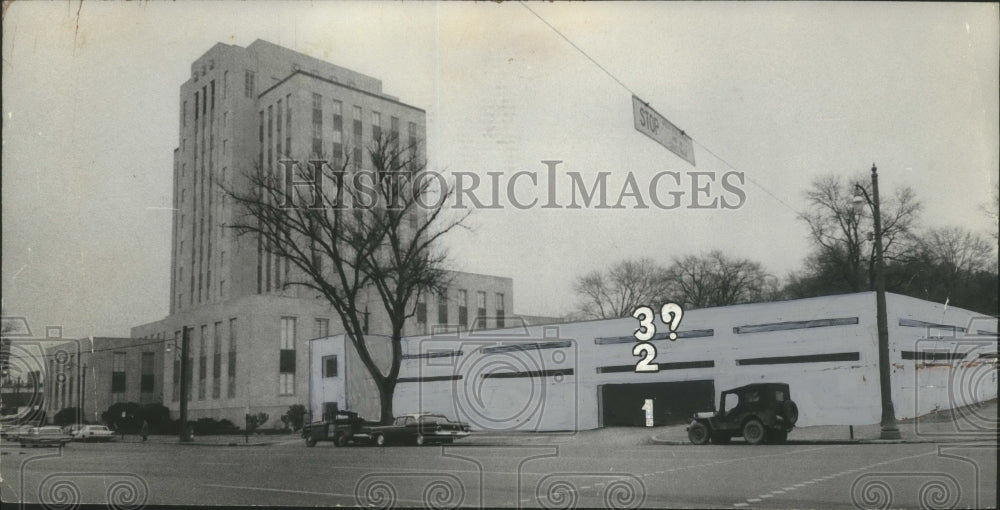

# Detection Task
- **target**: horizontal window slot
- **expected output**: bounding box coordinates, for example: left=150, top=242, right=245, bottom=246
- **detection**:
left=734, top=317, right=858, bottom=335
left=481, top=368, right=573, bottom=379
left=597, top=360, right=715, bottom=373
left=481, top=340, right=572, bottom=354
left=595, top=329, right=714, bottom=345
left=737, top=352, right=860, bottom=366
left=898, top=318, right=966, bottom=332
left=901, top=351, right=967, bottom=361
left=402, top=350, right=464, bottom=360
left=397, top=375, right=463, bottom=383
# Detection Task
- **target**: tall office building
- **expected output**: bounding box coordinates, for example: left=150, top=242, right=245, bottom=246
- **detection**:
left=132, top=40, right=514, bottom=425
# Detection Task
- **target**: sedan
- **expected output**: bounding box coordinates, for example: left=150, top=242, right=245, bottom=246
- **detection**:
left=19, top=426, right=73, bottom=447
left=72, top=425, right=115, bottom=442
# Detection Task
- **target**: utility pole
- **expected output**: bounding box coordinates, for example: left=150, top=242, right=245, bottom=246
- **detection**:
left=855, top=163, right=901, bottom=440
left=179, top=326, right=193, bottom=442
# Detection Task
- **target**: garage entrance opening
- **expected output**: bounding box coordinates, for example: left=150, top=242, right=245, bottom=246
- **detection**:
left=600, top=380, right=716, bottom=426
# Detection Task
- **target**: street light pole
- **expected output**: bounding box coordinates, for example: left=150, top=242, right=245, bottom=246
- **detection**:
left=856, top=163, right=901, bottom=440
left=178, top=326, right=193, bottom=442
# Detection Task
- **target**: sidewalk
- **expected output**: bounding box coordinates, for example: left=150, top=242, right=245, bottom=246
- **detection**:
left=649, top=399, right=997, bottom=445
left=110, top=433, right=281, bottom=447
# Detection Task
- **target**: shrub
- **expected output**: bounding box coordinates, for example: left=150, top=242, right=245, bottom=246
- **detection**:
left=282, top=404, right=307, bottom=432
left=137, top=403, right=171, bottom=433
left=101, top=402, right=142, bottom=433
left=53, top=407, right=84, bottom=427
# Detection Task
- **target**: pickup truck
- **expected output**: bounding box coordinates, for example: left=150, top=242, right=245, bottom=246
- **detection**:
left=301, top=410, right=374, bottom=447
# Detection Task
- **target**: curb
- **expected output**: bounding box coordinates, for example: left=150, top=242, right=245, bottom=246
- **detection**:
left=175, top=441, right=276, bottom=447
left=649, top=436, right=998, bottom=446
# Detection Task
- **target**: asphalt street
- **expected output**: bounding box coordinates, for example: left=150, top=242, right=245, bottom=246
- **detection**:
left=1, top=431, right=995, bottom=508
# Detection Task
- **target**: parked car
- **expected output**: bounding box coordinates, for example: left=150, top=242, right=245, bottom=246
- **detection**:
left=368, top=413, right=471, bottom=446
left=63, top=424, right=85, bottom=437
left=686, top=383, right=799, bottom=445
left=71, top=425, right=115, bottom=442
left=19, top=426, right=73, bottom=448
left=2, top=424, right=37, bottom=442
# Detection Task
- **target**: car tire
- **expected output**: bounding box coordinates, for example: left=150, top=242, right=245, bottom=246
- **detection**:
left=783, top=401, right=799, bottom=425
left=415, top=434, right=425, bottom=446
left=687, top=422, right=710, bottom=445
left=374, top=434, right=386, bottom=447
left=305, top=435, right=317, bottom=447
left=743, top=419, right=765, bottom=445
left=333, top=433, right=348, bottom=447
left=711, top=432, right=731, bottom=444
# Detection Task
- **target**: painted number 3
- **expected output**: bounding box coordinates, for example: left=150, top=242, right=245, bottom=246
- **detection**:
left=632, top=304, right=684, bottom=373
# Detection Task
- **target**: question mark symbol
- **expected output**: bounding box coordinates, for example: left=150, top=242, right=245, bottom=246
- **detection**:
left=660, top=303, right=683, bottom=341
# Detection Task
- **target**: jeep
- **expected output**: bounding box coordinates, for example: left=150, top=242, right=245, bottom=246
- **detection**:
left=686, top=382, right=799, bottom=445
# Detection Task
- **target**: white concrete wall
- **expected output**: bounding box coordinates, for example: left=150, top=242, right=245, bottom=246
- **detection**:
left=308, top=292, right=997, bottom=431
left=886, top=293, right=998, bottom=420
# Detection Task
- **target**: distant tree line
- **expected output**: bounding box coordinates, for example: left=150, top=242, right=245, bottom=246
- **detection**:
left=573, top=178, right=998, bottom=317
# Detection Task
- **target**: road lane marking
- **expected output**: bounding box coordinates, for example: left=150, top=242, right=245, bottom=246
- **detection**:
left=201, top=483, right=429, bottom=506
left=732, top=447, right=943, bottom=508
left=733, top=503, right=749, bottom=507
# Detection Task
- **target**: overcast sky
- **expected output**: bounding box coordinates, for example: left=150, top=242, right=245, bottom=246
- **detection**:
left=3, top=1, right=997, bottom=338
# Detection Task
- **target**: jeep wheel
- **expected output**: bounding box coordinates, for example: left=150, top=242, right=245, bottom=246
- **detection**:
left=374, top=434, right=386, bottom=447
left=304, top=435, right=317, bottom=447
left=782, top=400, right=799, bottom=425
left=333, top=433, right=346, bottom=447
left=687, top=422, right=710, bottom=445
left=711, top=432, right=731, bottom=444
left=415, top=434, right=425, bottom=446
left=743, top=420, right=765, bottom=445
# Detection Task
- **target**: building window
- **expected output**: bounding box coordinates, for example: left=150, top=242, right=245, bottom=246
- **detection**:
left=285, top=94, right=292, bottom=157
left=198, top=325, right=207, bottom=399
left=223, top=70, right=228, bottom=99
left=371, top=111, right=381, bottom=141
left=477, top=291, right=487, bottom=328
left=140, top=352, right=155, bottom=393
left=279, top=317, right=296, bottom=395
left=352, top=105, right=362, bottom=143
left=244, top=70, right=255, bottom=98
left=314, top=318, right=330, bottom=339
left=416, top=294, right=427, bottom=331
left=323, top=355, right=338, bottom=378
left=437, top=291, right=448, bottom=325
left=332, top=100, right=343, bottom=166
left=312, top=93, right=323, bottom=157
left=228, top=318, right=237, bottom=398
left=182, top=101, right=187, bottom=127
left=390, top=116, right=400, bottom=144
left=458, top=289, right=468, bottom=330
left=112, top=352, right=126, bottom=394
left=212, top=321, right=222, bottom=399
left=496, top=293, right=505, bottom=328
left=277, top=98, right=283, bottom=157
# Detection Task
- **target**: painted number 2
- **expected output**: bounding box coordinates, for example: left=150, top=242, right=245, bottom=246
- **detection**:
left=632, top=306, right=659, bottom=372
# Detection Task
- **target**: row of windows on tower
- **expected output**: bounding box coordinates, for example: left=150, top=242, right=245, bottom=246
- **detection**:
left=416, top=291, right=507, bottom=332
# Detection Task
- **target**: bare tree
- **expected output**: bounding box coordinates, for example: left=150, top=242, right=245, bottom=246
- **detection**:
left=573, top=258, right=671, bottom=319
left=799, top=174, right=922, bottom=291
left=666, top=251, right=778, bottom=308
left=914, top=226, right=997, bottom=278
left=981, top=181, right=999, bottom=242
left=223, top=135, right=467, bottom=423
